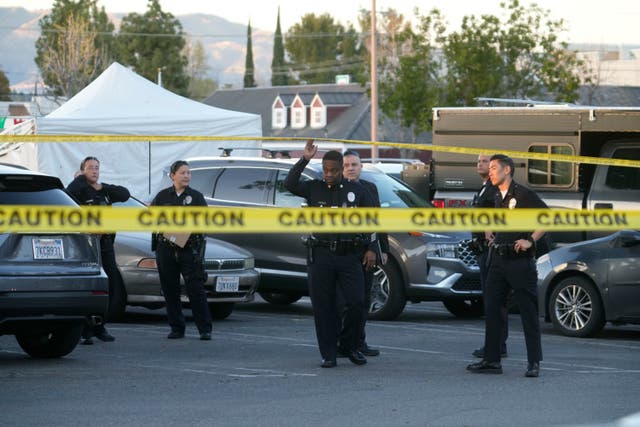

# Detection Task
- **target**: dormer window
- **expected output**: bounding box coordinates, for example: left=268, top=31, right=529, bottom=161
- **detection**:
left=310, top=94, right=326, bottom=129
left=271, top=96, right=286, bottom=129
left=290, top=94, right=306, bottom=129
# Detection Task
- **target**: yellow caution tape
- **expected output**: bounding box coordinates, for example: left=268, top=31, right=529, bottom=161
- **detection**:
left=0, top=205, right=638, bottom=233
left=1, top=134, right=639, bottom=169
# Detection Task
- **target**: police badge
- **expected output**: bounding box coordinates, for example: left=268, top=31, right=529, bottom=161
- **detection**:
left=508, top=198, right=517, bottom=209
left=184, top=195, right=192, bottom=205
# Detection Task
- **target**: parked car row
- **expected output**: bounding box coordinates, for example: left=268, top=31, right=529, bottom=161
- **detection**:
left=160, top=157, right=482, bottom=320
left=2, top=159, right=636, bottom=361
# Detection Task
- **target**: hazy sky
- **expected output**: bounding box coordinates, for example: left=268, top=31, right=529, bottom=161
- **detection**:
left=1, top=0, right=638, bottom=45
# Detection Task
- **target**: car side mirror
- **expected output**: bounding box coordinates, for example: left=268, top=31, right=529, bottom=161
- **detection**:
left=619, top=230, right=640, bottom=248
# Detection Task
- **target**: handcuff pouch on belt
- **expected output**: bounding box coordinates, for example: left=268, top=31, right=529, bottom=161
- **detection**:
left=303, top=235, right=368, bottom=262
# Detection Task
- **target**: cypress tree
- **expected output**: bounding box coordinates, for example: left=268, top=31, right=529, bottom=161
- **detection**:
left=243, top=20, right=257, bottom=88
left=271, top=7, right=289, bottom=86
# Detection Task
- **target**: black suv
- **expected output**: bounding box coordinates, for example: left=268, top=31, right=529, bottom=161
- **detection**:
left=0, top=165, right=108, bottom=358
left=158, top=157, right=482, bottom=320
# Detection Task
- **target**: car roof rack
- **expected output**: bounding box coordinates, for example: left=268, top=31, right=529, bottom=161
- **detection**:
left=217, top=147, right=292, bottom=159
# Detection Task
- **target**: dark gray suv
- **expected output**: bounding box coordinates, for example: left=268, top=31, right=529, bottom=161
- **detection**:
left=0, top=165, right=108, bottom=358
left=159, top=157, right=481, bottom=320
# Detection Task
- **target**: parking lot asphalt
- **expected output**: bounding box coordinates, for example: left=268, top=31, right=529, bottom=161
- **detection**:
left=2, top=299, right=640, bottom=427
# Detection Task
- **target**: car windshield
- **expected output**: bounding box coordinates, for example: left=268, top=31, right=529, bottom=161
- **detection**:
left=360, top=171, right=431, bottom=208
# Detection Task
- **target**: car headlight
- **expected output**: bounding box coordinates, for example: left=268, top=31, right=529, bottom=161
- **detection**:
left=426, top=242, right=458, bottom=259
left=137, top=258, right=158, bottom=269
left=244, top=257, right=255, bottom=269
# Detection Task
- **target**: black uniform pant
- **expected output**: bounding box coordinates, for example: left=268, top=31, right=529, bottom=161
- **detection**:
left=83, top=248, right=119, bottom=338
left=484, top=255, right=542, bottom=364
left=338, top=267, right=373, bottom=349
left=156, top=241, right=212, bottom=334
left=308, top=247, right=365, bottom=361
left=478, top=250, right=508, bottom=352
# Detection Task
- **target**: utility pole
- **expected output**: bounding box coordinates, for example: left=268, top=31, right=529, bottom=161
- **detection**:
left=370, top=0, right=379, bottom=161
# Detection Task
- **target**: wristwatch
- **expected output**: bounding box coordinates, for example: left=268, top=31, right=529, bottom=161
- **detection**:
left=526, top=235, right=536, bottom=245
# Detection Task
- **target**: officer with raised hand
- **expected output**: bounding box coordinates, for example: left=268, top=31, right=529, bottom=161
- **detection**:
left=67, top=156, right=130, bottom=345
left=467, top=154, right=547, bottom=378
left=469, top=154, right=508, bottom=360
left=285, top=140, right=377, bottom=368
left=340, top=149, right=388, bottom=357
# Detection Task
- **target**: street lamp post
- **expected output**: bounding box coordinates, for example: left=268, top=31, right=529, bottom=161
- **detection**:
left=370, top=0, right=379, bottom=161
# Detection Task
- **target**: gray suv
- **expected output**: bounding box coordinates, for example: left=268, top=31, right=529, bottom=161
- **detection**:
left=0, top=165, right=108, bottom=358
left=159, top=157, right=482, bottom=320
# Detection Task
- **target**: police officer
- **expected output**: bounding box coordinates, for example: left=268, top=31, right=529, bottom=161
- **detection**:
left=150, top=160, right=213, bottom=341
left=285, top=140, right=377, bottom=368
left=67, top=156, right=130, bottom=345
left=469, top=154, right=508, bottom=359
left=341, top=149, right=389, bottom=357
left=467, top=154, right=547, bottom=378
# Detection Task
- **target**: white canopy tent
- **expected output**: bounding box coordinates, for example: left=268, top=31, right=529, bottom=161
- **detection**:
left=36, top=62, right=262, bottom=200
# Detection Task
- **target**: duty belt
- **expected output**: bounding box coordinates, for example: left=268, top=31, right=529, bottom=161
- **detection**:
left=490, top=242, right=533, bottom=258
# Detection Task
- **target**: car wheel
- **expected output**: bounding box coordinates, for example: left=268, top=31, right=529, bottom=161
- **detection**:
left=368, top=260, right=406, bottom=321
left=15, top=322, right=84, bottom=358
left=106, top=272, right=127, bottom=322
left=209, top=302, right=235, bottom=320
left=443, top=299, right=484, bottom=318
left=259, top=292, right=303, bottom=305
left=549, top=276, right=605, bottom=337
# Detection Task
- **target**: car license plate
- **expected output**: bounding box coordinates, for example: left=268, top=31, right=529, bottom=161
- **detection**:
left=32, top=238, right=65, bottom=260
left=216, top=276, right=239, bottom=292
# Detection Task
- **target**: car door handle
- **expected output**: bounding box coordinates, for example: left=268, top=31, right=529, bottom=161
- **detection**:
left=594, top=203, right=613, bottom=209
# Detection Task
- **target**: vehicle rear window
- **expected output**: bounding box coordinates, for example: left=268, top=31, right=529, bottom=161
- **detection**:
left=0, top=188, right=78, bottom=206
left=213, top=167, right=272, bottom=204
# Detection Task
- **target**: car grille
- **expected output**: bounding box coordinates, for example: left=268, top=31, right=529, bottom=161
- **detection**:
left=452, top=276, right=482, bottom=292
left=203, top=259, right=245, bottom=270
left=457, top=240, right=479, bottom=268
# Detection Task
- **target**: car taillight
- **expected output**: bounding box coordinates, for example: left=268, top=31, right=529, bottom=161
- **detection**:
left=432, top=199, right=445, bottom=208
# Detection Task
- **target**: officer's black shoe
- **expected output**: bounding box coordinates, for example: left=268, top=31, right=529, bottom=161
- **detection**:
left=199, top=332, right=212, bottom=341
left=321, top=359, right=337, bottom=368
left=167, top=331, right=185, bottom=339
left=525, top=362, right=540, bottom=378
left=466, top=360, right=503, bottom=374
left=359, top=343, right=380, bottom=357
left=95, top=331, right=115, bottom=342
left=347, top=350, right=367, bottom=366
left=472, top=347, right=508, bottom=359
left=80, top=337, right=94, bottom=345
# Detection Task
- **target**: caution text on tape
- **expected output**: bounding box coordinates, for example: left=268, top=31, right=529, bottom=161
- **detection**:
left=0, top=206, right=638, bottom=233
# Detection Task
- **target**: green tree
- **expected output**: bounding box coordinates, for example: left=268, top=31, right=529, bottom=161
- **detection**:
left=0, top=70, right=10, bottom=101
left=284, top=13, right=365, bottom=84
left=243, top=21, right=257, bottom=88
left=441, top=0, right=586, bottom=105
left=185, top=40, right=217, bottom=101
left=378, top=9, right=446, bottom=136
left=271, top=7, right=289, bottom=86
left=35, top=0, right=114, bottom=97
left=115, top=0, right=189, bottom=96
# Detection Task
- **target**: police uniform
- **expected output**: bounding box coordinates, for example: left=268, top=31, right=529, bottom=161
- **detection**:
left=483, top=181, right=547, bottom=365
left=66, top=175, right=130, bottom=339
left=471, top=179, right=508, bottom=355
left=348, top=179, right=388, bottom=352
left=150, top=186, right=212, bottom=338
left=285, top=157, right=377, bottom=363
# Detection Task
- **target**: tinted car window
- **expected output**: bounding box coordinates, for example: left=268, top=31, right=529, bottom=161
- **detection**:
left=0, top=188, right=77, bottom=206
left=361, top=171, right=431, bottom=208
left=606, top=148, right=640, bottom=190
left=190, top=168, right=221, bottom=197
left=213, top=167, right=272, bottom=204
left=272, top=169, right=309, bottom=207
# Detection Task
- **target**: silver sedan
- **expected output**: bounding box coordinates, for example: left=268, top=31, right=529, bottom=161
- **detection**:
left=109, top=198, right=259, bottom=320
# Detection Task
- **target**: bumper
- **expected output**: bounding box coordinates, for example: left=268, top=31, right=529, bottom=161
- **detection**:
left=406, top=256, right=482, bottom=300
left=123, top=268, right=260, bottom=304
left=0, top=285, right=109, bottom=335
